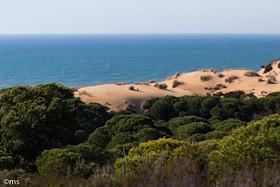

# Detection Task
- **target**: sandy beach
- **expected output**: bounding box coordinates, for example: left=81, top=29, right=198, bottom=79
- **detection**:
left=75, top=60, right=280, bottom=112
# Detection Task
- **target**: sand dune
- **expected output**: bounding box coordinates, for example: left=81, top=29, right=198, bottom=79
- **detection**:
left=75, top=60, right=280, bottom=112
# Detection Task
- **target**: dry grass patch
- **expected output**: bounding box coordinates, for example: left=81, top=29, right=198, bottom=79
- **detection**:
left=217, top=73, right=225, bottom=78
left=200, top=75, right=212, bottom=81
left=154, top=83, right=168, bottom=90
left=244, top=71, right=260, bottom=77
left=172, top=80, right=183, bottom=88
left=225, top=75, right=239, bottom=83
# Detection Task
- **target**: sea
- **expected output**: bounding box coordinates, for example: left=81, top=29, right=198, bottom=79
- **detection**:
left=0, top=34, right=280, bottom=88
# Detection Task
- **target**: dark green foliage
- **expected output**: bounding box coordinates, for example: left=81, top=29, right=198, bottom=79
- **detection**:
left=87, top=127, right=111, bottom=148
left=263, top=63, right=273, bottom=73
left=110, top=115, right=154, bottom=133
left=146, top=96, right=178, bottom=121
left=78, top=103, right=110, bottom=133
left=168, top=115, right=208, bottom=131
left=144, top=90, right=280, bottom=123
left=142, top=97, right=159, bottom=110
left=36, top=143, right=107, bottom=176
left=174, top=122, right=212, bottom=140
left=213, top=118, right=245, bottom=133
left=0, top=84, right=109, bottom=164
left=173, top=96, right=205, bottom=117
left=205, top=118, right=245, bottom=140
left=200, top=96, right=220, bottom=118
left=3, top=83, right=280, bottom=186
left=106, top=133, right=135, bottom=149
left=110, top=109, right=136, bottom=117
left=215, top=90, right=255, bottom=99
left=87, top=114, right=167, bottom=155
left=210, top=98, right=250, bottom=121
left=134, top=128, right=166, bottom=142
left=205, top=131, right=228, bottom=139
left=0, top=150, right=14, bottom=170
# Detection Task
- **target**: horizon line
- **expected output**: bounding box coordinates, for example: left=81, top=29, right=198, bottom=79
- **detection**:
left=0, top=32, right=280, bottom=36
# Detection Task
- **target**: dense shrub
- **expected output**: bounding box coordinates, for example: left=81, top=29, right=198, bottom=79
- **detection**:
left=0, top=150, right=14, bottom=170
left=36, top=144, right=107, bottom=176
left=154, top=83, right=168, bottom=90
left=172, top=80, right=183, bottom=88
left=114, top=138, right=187, bottom=178
left=200, top=75, right=212, bottom=81
left=209, top=114, right=280, bottom=178
left=2, top=83, right=280, bottom=186
left=174, top=122, right=212, bottom=141
left=205, top=119, right=245, bottom=140
left=87, top=127, right=111, bottom=148
left=167, top=115, right=208, bottom=131
left=225, top=75, right=238, bottom=83
left=263, top=63, right=273, bottom=73
left=0, top=84, right=109, bottom=164
left=173, top=96, right=206, bottom=117
left=106, top=133, right=135, bottom=149
left=244, top=71, right=260, bottom=77
left=212, top=118, right=245, bottom=133
left=142, top=97, right=159, bottom=110
left=146, top=96, right=178, bottom=121
left=210, top=98, right=247, bottom=120
left=87, top=114, right=167, bottom=155
left=134, top=128, right=167, bottom=142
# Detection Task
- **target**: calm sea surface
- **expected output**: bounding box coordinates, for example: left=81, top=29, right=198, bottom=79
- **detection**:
left=0, top=34, right=280, bottom=88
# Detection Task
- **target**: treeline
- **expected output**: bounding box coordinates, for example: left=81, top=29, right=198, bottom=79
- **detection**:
left=0, top=84, right=280, bottom=186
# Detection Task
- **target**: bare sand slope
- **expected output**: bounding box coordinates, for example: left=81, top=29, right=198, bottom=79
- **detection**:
left=75, top=60, right=280, bottom=112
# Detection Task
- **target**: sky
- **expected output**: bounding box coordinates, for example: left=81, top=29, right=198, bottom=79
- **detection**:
left=0, top=0, right=279, bottom=34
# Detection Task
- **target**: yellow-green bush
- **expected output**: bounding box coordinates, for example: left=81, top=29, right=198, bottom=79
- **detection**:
left=209, top=114, right=280, bottom=177
left=36, top=144, right=106, bottom=176
left=114, top=138, right=187, bottom=178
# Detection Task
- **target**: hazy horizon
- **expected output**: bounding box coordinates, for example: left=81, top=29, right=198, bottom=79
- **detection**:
left=0, top=0, right=279, bottom=34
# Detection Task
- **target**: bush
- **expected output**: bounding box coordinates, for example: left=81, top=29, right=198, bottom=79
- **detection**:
left=244, top=71, right=260, bottom=77
left=0, top=156, right=14, bottom=170
left=142, top=97, right=159, bottom=110
left=109, top=115, right=154, bottom=134
left=134, top=128, right=167, bottom=142
left=87, top=127, right=111, bottom=148
left=147, top=96, right=178, bottom=121
left=212, top=118, right=245, bottom=133
left=128, top=85, right=138, bottom=91
left=172, top=80, right=183, bottom=88
left=174, top=122, right=212, bottom=140
left=209, top=114, right=280, bottom=178
left=210, top=98, right=248, bottom=121
left=263, top=63, right=273, bottom=73
left=225, top=75, right=238, bottom=83
left=200, top=75, right=212, bottom=81
left=217, top=73, right=225, bottom=78
left=106, top=133, right=135, bottom=149
left=173, top=96, right=205, bottom=117
left=0, top=84, right=109, bottom=163
left=114, top=138, right=187, bottom=178
left=87, top=114, right=166, bottom=153
left=258, top=77, right=264, bottom=82
left=36, top=144, right=106, bottom=176
left=154, top=83, right=168, bottom=90
left=168, top=116, right=208, bottom=131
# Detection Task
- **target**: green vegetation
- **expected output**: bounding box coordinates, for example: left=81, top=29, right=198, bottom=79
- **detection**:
left=1, top=83, right=280, bottom=186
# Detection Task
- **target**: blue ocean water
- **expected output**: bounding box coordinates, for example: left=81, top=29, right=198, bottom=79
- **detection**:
left=0, top=34, right=280, bottom=88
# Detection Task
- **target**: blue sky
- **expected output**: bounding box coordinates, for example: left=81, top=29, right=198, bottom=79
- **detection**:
left=0, top=0, right=279, bottom=34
